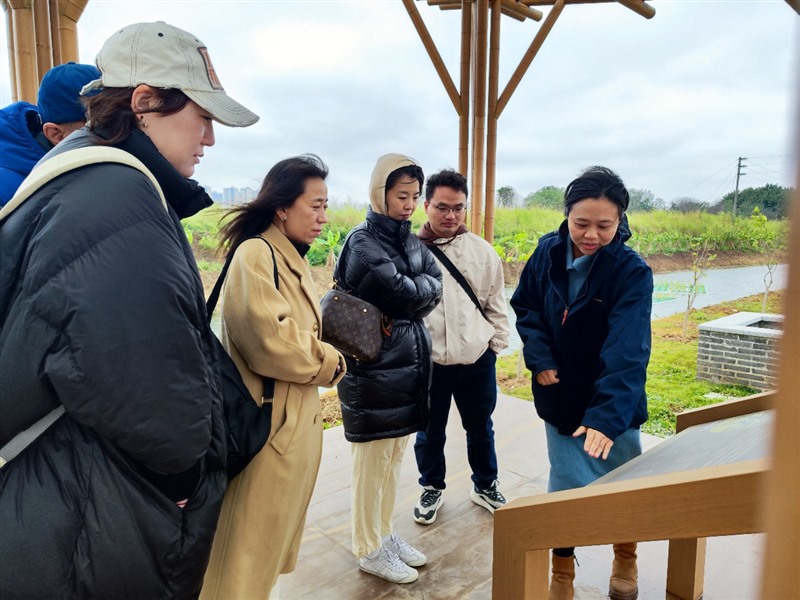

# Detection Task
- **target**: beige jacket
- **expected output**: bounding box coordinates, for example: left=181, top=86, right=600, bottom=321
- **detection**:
left=201, top=225, right=344, bottom=599
left=423, top=231, right=510, bottom=365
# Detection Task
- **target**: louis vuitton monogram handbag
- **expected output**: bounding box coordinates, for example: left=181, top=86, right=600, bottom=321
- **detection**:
left=320, top=288, right=388, bottom=363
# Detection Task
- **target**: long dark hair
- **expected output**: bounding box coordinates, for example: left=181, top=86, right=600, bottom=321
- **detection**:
left=83, top=87, right=190, bottom=145
left=218, top=154, right=329, bottom=253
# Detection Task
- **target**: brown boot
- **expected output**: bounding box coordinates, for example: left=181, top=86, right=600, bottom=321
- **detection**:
left=548, top=553, right=575, bottom=600
left=609, top=542, right=639, bottom=600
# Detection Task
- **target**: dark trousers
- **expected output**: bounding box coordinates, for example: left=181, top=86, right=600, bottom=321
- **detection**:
left=414, top=349, right=498, bottom=490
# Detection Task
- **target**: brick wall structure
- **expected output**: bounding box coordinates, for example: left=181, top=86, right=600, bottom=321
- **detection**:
left=696, top=312, right=783, bottom=392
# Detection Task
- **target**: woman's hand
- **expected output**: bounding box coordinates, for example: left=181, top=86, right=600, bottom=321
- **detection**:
left=572, top=426, right=613, bottom=460
left=535, top=369, right=559, bottom=386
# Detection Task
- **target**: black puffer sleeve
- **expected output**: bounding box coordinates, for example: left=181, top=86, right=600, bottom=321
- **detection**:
left=337, top=227, right=442, bottom=320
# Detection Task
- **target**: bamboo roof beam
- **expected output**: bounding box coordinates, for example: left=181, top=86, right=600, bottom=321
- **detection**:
left=616, top=0, right=655, bottom=19
left=501, top=0, right=543, bottom=21
left=500, top=6, right=525, bottom=22
left=403, top=0, right=462, bottom=114
left=496, top=0, right=564, bottom=118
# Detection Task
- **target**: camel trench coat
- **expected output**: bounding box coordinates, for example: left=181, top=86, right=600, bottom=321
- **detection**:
left=201, top=225, right=344, bottom=599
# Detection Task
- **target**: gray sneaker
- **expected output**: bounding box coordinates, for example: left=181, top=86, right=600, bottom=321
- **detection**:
left=413, top=486, right=443, bottom=525
left=358, top=545, right=418, bottom=584
left=470, top=480, right=507, bottom=514
left=383, top=532, right=426, bottom=567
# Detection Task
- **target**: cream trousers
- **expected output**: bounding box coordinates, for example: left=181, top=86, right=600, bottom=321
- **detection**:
left=350, top=435, right=410, bottom=557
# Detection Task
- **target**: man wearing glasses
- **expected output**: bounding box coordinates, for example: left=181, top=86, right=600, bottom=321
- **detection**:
left=412, top=169, right=510, bottom=525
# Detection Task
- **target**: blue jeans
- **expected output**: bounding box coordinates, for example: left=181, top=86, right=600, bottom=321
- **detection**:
left=545, top=422, right=642, bottom=493
left=414, top=349, right=498, bottom=490
left=545, top=422, right=642, bottom=555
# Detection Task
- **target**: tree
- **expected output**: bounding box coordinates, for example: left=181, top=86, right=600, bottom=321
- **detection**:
left=496, top=185, right=519, bottom=208
left=523, top=185, right=564, bottom=209
left=670, top=197, right=709, bottom=213
left=750, top=207, right=785, bottom=312
left=682, top=238, right=716, bottom=338
left=627, top=188, right=665, bottom=212
left=717, top=184, right=793, bottom=220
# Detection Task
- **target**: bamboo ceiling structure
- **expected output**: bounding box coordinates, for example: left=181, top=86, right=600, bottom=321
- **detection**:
left=1, top=2, right=799, bottom=597
left=1, top=0, right=89, bottom=103
left=402, top=0, right=661, bottom=243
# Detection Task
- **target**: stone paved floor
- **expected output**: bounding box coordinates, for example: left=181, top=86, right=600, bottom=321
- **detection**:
left=281, top=394, right=764, bottom=600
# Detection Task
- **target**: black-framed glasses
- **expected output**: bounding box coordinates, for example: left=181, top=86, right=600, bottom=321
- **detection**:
left=432, top=204, right=467, bottom=215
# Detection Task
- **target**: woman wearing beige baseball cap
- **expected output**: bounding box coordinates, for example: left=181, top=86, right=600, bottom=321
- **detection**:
left=0, top=22, right=257, bottom=599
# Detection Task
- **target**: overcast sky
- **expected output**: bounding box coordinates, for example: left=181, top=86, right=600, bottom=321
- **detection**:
left=1, top=1, right=798, bottom=206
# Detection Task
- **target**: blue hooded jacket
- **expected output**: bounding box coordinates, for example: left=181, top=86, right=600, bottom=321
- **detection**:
left=511, top=220, right=652, bottom=440
left=0, top=101, right=47, bottom=206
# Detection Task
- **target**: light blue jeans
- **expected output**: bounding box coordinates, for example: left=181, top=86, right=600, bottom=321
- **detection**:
left=545, top=423, right=642, bottom=555
left=544, top=422, right=642, bottom=493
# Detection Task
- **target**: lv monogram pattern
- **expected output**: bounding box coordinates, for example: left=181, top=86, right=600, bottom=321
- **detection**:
left=321, top=290, right=383, bottom=363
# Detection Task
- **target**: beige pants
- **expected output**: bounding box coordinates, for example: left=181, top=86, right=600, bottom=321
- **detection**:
left=350, top=435, right=409, bottom=557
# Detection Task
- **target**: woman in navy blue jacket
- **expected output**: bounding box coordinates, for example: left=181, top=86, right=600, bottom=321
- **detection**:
left=511, top=166, right=652, bottom=600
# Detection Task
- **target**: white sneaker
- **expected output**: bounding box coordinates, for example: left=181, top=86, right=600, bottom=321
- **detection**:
left=383, top=532, right=427, bottom=567
left=358, top=545, right=418, bottom=584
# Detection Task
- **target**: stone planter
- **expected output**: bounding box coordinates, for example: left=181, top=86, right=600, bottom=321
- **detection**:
left=696, top=312, right=783, bottom=391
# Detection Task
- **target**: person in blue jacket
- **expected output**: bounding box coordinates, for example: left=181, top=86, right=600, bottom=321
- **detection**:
left=0, top=62, right=100, bottom=205
left=510, top=166, right=652, bottom=600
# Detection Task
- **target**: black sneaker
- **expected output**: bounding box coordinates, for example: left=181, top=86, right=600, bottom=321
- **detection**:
left=470, top=480, right=507, bottom=514
left=413, top=486, right=443, bottom=525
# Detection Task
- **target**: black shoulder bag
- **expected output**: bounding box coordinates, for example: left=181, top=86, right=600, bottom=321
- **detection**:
left=427, top=244, right=488, bottom=320
left=207, top=236, right=277, bottom=480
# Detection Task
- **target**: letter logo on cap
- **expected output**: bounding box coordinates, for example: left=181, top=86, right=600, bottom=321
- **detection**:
left=197, top=47, right=223, bottom=90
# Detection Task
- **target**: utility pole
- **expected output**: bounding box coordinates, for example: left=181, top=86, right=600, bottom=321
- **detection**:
left=732, top=156, right=747, bottom=222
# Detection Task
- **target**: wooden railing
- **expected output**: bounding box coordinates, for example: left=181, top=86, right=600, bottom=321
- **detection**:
left=492, top=392, right=775, bottom=600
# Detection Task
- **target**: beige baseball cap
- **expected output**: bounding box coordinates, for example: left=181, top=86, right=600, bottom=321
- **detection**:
left=81, top=21, right=259, bottom=127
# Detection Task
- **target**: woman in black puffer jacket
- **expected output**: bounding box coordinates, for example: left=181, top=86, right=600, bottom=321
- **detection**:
left=0, top=22, right=258, bottom=599
left=334, top=153, right=442, bottom=584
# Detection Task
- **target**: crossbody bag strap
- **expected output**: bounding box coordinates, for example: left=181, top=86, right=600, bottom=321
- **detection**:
left=0, top=146, right=166, bottom=222
left=206, top=235, right=277, bottom=316
left=206, top=235, right=278, bottom=401
left=427, top=244, right=488, bottom=321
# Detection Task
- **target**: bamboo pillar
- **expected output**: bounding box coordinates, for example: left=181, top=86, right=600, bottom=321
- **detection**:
left=3, top=1, right=18, bottom=102
left=484, top=0, right=501, bottom=243
left=2, top=0, right=89, bottom=102
left=8, top=0, right=37, bottom=103
left=48, top=0, right=62, bottom=64
left=469, top=0, right=488, bottom=235
left=56, top=0, right=86, bottom=63
left=458, top=0, right=472, bottom=177
left=760, top=107, right=800, bottom=599
left=33, top=0, right=54, bottom=82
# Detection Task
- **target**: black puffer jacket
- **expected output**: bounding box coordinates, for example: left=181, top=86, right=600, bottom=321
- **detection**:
left=0, top=129, right=226, bottom=598
left=335, top=205, right=442, bottom=442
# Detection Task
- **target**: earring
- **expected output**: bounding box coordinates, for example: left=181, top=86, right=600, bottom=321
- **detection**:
left=138, top=117, right=148, bottom=129
left=281, top=215, right=287, bottom=221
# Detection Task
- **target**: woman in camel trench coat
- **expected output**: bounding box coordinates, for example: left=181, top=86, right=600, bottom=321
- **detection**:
left=201, top=155, right=345, bottom=599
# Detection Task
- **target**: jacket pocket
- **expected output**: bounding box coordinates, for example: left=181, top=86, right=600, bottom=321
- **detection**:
left=269, top=385, right=302, bottom=456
